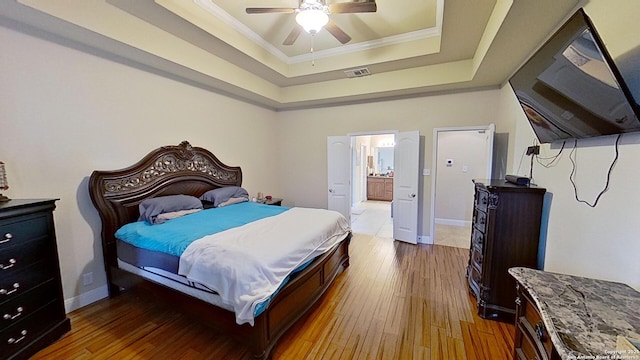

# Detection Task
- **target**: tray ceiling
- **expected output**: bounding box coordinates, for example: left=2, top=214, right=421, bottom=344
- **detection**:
left=0, top=0, right=581, bottom=110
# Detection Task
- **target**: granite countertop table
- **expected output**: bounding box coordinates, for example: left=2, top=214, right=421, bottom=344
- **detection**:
left=509, top=267, right=640, bottom=360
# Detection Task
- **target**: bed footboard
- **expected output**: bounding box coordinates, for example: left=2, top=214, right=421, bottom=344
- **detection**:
left=250, top=234, right=351, bottom=359
left=143, top=234, right=351, bottom=359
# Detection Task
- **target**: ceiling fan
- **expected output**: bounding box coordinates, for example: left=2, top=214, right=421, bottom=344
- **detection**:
left=246, top=0, right=377, bottom=45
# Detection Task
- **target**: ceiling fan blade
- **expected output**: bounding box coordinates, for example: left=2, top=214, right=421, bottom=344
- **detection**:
left=329, top=1, right=377, bottom=14
left=325, top=20, right=351, bottom=44
left=246, top=8, right=296, bottom=14
left=283, top=25, right=303, bottom=45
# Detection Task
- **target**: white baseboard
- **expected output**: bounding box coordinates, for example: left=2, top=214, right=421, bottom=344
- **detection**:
left=64, top=285, right=109, bottom=313
left=435, top=218, right=471, bottom=227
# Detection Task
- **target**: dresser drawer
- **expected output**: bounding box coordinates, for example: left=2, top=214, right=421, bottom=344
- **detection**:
left=473, top=208, right=487, bottom=232
left=1, top=261, right=55, bottom=306
left=474, top=187, right=489, bottom=211
left=0, top=215, right=49, bottom=252
left=0, top=298, right=65, bottom=359
left=471, top=228, right=485, bottom=252
left=515, top=291, right=554, bottom=360
left=1, top=280, right=58, bottom=331
left=471, top=247, right=484, bottom=270
left=515, top=327, right=542, bottom=360
left=1, top=235, right=51, bottom=276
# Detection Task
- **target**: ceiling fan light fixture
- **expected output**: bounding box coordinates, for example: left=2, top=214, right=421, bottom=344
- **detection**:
left=296, top=9, right=329, bottom=34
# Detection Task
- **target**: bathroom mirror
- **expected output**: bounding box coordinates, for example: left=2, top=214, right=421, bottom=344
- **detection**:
left=377, top=147, right=394, bottom=174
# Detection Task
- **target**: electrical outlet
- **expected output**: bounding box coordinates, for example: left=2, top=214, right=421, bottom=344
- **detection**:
left=82, top=272, right=93, bottom=286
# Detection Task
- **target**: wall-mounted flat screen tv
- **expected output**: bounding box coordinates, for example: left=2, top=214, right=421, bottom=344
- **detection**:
left=509, top=9, right=640, bottom=144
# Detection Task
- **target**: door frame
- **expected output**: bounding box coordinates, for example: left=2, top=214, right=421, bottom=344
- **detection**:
left=348, top=130, right=399, bottom=208
left=429, top=124, right=494, bottom=244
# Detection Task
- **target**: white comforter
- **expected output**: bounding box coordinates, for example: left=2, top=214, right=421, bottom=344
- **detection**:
left=178, top=207, right=350, bottom=325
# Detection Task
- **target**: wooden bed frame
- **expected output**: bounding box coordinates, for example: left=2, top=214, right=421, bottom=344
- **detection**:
left=88, top=141, right=351, bottom=359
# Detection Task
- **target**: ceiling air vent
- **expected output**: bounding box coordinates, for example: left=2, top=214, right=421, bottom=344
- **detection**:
left=344, top=67, right=371, bottom=78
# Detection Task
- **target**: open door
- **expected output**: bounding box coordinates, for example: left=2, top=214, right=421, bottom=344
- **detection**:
left=430, top=124, right=494, bottom=244
left=327, top=136, right=351, bottom=222
left=393, top=131, right=420, bottom=244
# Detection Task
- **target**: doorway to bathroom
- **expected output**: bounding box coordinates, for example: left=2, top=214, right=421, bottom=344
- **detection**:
left=350, top=133, right=395, bottom=238
left=328, top=131, right=419, bottom=243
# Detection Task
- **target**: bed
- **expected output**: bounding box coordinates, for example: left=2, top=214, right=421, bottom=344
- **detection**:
left=88, top=141, right=351, bottom=359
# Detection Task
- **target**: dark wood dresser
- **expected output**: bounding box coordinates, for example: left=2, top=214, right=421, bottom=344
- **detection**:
left=510, top=267, right=640, bottom=360
left=466, top=179, right=546, bottom=320
left=513, top=279, right=561, bottom=360
left=0, top=199, right=70, bottom=359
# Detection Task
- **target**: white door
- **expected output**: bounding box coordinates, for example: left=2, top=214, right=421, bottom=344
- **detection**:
left=327, top=136, right=351, bottom=222
left=393, top=131, right=420, bottom=244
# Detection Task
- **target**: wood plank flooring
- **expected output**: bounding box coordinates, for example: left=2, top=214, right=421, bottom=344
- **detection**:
left=32, top=234, right=514, bottom=359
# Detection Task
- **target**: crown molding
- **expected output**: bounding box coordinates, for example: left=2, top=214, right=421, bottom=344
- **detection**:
left=288, top=27, right=441, bottom=64
left=193, top=0, right=291, bottom=63
left=194, top=0, right=444, bottom=65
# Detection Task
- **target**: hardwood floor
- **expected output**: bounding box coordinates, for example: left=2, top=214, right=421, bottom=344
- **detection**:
left=33, top=235, right=514, bottom=359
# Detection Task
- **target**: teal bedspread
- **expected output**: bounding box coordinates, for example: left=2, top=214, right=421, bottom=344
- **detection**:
left=115, top=202, right=289, bottom=257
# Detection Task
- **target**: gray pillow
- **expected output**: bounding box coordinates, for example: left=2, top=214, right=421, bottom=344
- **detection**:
left=199, top=186, right=249, bottom=207
left=138, top=195, right=203, bottom=224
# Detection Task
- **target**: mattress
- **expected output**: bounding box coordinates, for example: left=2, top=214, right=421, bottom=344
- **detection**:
left=117, top=258, right=231, bottom=311
left=116, top=241, right=323, bottom=317
left=118, top=239, right=180, bottom=273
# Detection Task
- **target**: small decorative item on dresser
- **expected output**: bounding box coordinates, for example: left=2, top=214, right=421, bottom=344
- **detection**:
left=0, top=161, right=9, bottom=202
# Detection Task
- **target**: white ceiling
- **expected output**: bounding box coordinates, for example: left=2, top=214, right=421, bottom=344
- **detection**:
left=0, top=0, right=583, bottom=110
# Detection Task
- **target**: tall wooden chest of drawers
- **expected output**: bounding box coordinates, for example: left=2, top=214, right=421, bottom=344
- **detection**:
left=0, top=199, right=70, bottom=359
left=466, top=180, right=546, bottom=320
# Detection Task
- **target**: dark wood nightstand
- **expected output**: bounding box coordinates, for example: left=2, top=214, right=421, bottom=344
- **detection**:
left=260, top=198, right=282, bottom=206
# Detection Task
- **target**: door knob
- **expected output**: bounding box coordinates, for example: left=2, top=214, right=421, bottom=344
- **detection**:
left=409, top=193, right=416, bottom=198
left=329, top=189, right=334, bottom=193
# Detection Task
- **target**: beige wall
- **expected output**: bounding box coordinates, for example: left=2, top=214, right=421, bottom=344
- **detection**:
left=498, top=0, right=640, bottom=289
left=275, top=90, right=505, bottom=240
left=435, top=130, right=491, bottom=223
left=0, top=24, right=280, bottom=308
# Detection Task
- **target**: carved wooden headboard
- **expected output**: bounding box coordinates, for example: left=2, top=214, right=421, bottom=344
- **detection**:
left=88, top=141, right=242, bottom=294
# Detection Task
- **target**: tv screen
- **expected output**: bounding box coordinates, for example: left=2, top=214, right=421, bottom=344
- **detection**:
left=509, top=9, right=640, bottom=144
